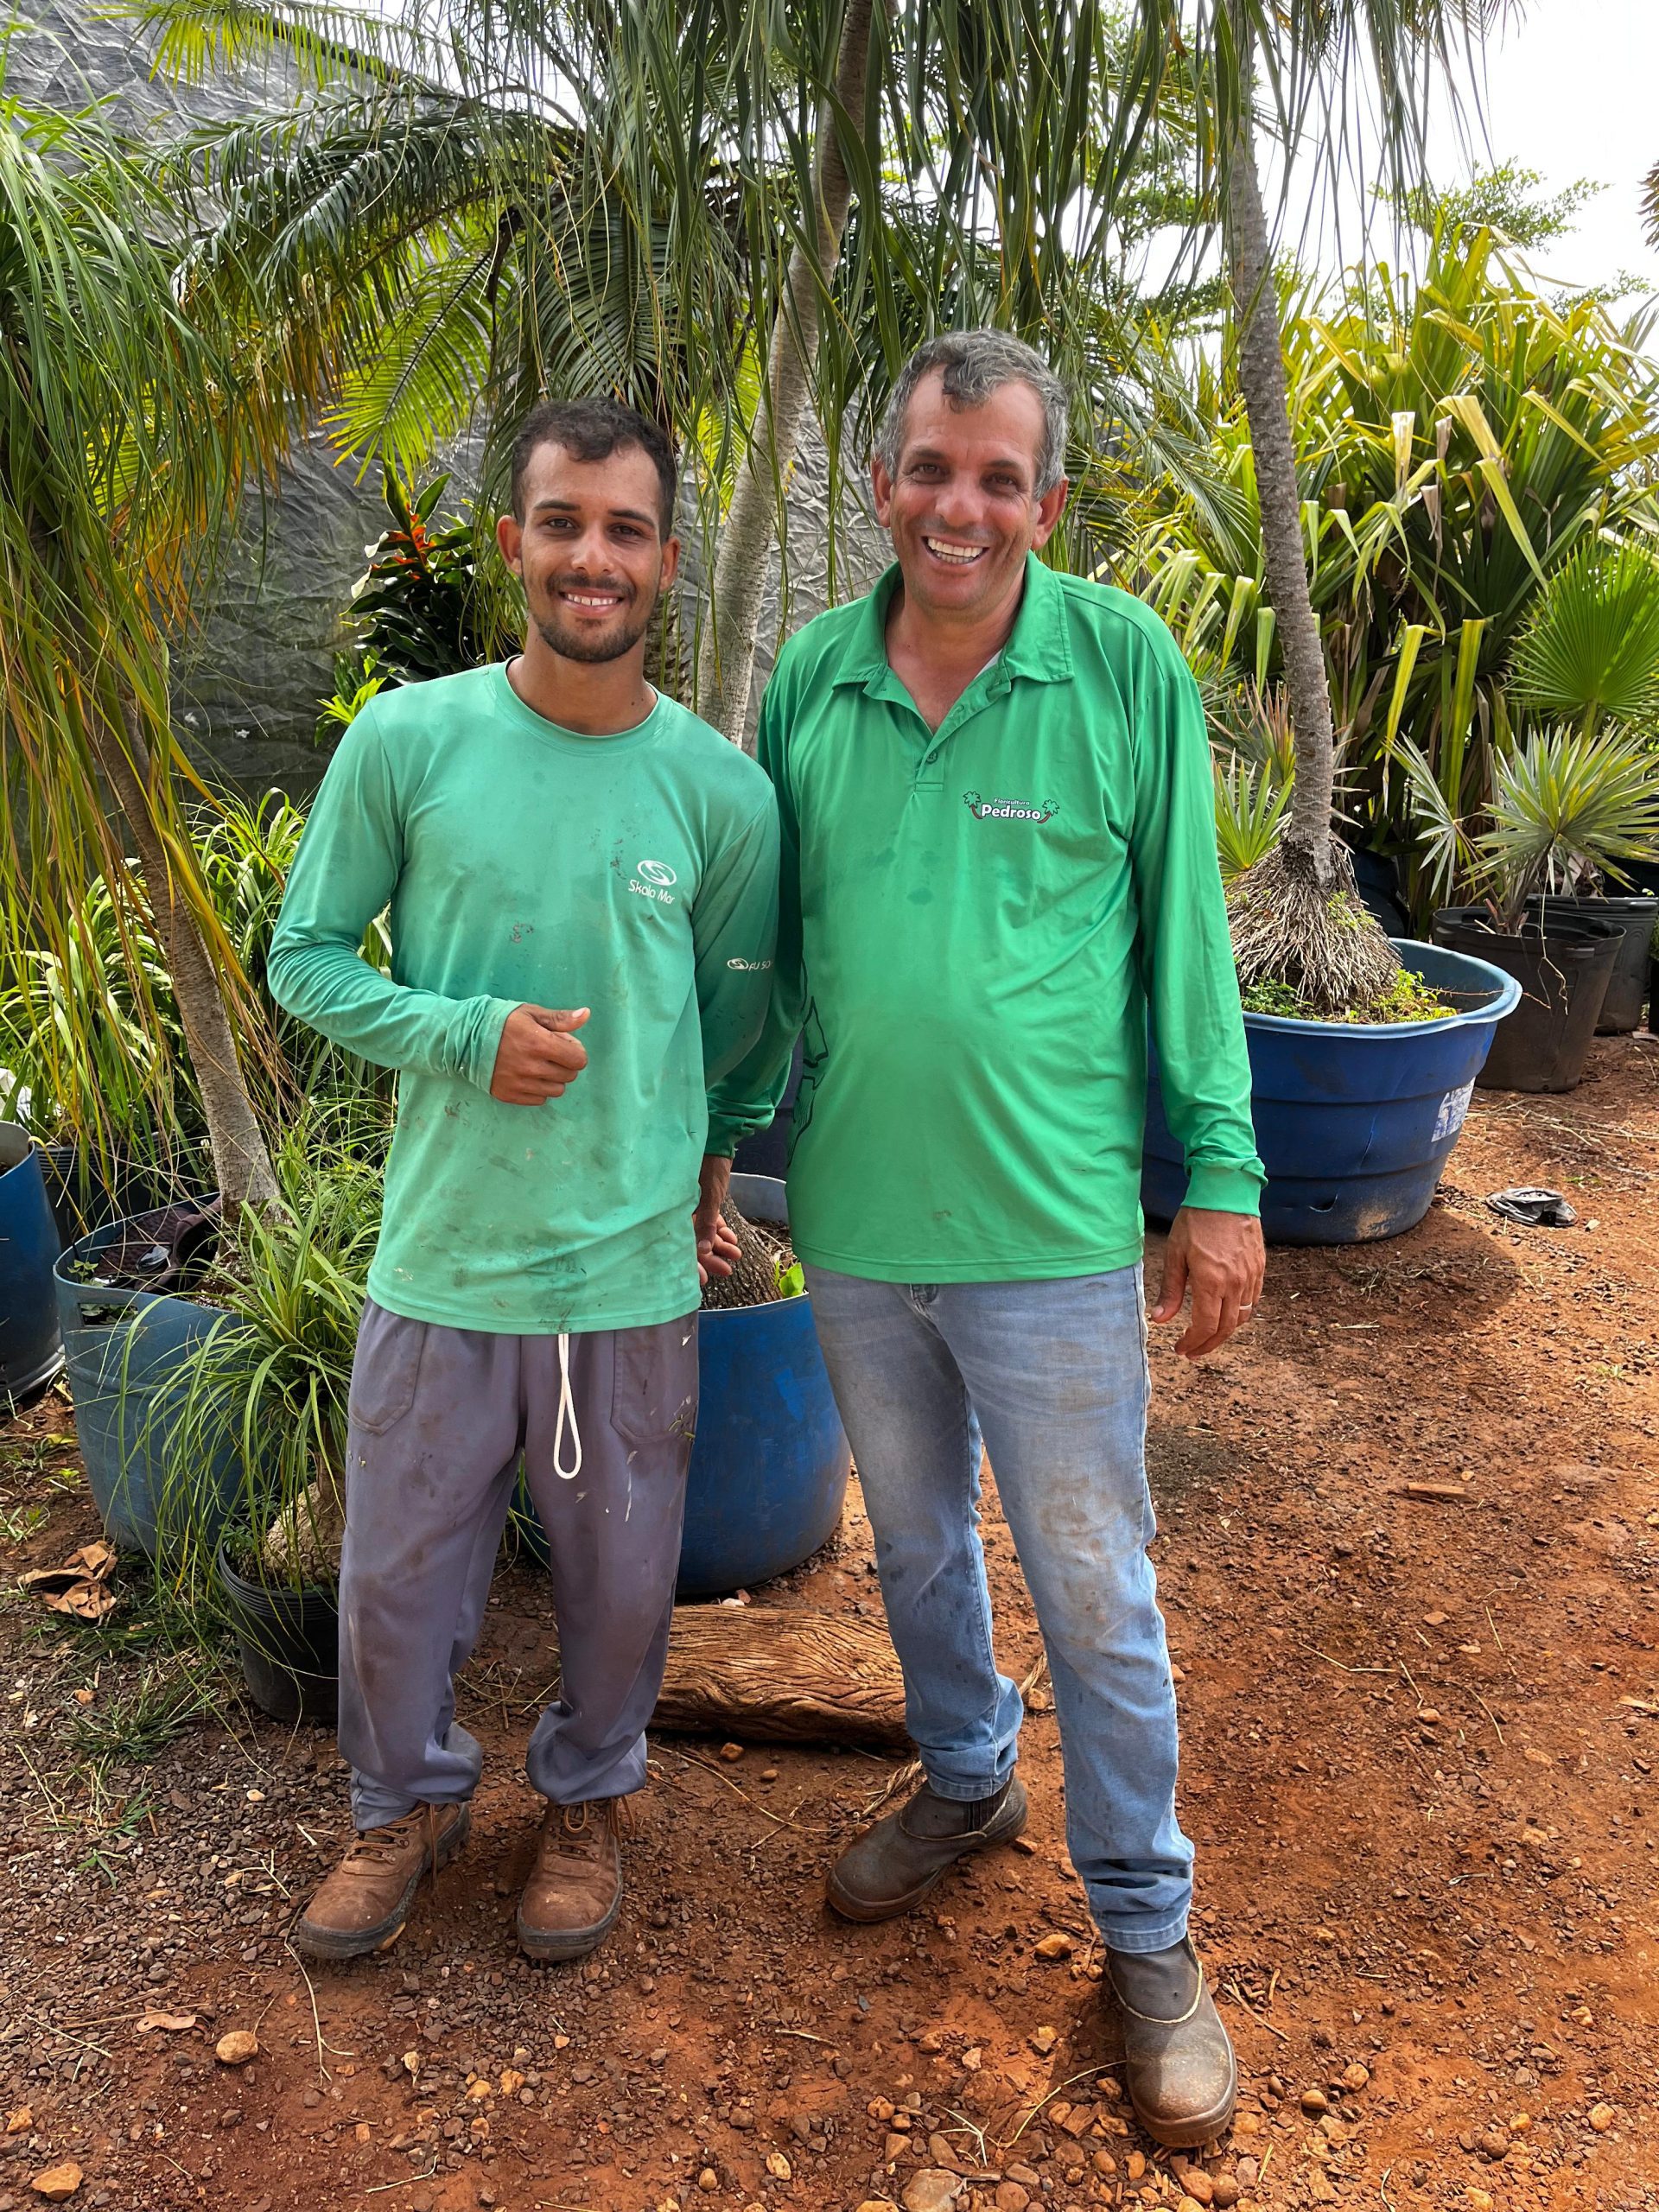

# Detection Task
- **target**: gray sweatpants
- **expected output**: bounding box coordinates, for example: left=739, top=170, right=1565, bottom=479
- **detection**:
left=339, top=1298, right=697, bottom=1830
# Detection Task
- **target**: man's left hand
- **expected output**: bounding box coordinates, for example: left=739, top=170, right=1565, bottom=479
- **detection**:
left=695, top=1154, right=741, bottom=1287
left=1150, top=1206, right=1266, bottom=1359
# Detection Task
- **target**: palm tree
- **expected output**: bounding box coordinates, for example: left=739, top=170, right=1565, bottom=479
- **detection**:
left=144, top=1, right=1503, bottom=829
left=143, top=0, right=1202, bottom=741
left=693, top=0, right=882, bottom=738
left=0, top=76, right=283, bottom=1207
left=1116, top=0, right=1501, bottom=1010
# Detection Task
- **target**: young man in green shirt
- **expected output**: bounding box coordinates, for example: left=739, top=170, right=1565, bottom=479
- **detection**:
left=708, top=333, right=1266, bottom=2146
left=268, top=400, right=779, bottom=1964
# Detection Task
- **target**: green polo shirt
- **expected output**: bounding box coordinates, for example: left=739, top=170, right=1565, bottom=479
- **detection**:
left=706, top=556, right=1262, bottom=1281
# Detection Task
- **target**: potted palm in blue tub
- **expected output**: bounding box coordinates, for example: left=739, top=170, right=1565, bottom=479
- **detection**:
left=1143, top=760, right=1520, bottom=1244
left=1144, top=943, right=1520, bottom=1243
left=675, top=1173, right=851, bottom=1597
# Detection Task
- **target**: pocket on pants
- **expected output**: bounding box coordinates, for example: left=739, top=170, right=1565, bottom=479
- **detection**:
left=610, top=1319, right=697, bottom=1451
left=348, top=1306, right=427, bottom=1436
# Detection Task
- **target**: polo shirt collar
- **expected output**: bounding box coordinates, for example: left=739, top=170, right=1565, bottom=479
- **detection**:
left=830, top=552, right=1074, bottom=697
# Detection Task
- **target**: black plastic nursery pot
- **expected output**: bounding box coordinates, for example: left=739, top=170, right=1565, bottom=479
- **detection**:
left=1431, top=910, right=1619, bottom=1094
left=217, top=1547, right=339, bottom=1726
left=1530, top=896, right=1658, bottom=1035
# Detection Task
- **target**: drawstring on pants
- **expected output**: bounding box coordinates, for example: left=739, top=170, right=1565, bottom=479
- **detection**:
left=553, top=1332, right=583, bottom=1479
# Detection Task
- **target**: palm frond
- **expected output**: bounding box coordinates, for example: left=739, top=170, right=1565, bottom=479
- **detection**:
left=1214, top=756, right=1293, bottom=883
left=323, top=219, right=502, bottom=473
left=1478, top=726, right=1659, bottom=910
left=1509, top=542, right=1659, bottom=736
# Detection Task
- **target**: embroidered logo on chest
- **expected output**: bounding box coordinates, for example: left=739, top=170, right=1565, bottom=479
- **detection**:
left=962, top=789, right=1059, bottom=824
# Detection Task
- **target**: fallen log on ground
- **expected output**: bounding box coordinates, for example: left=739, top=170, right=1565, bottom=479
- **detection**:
left=652, top=1605, right=910, bottom=1751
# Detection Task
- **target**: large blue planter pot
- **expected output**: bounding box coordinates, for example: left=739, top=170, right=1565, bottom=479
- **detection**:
left=0, top=1124, right=64, bottom=1401
left=515, top=1174, right=852, bottom=1596
left=54, top=1206, right=243, bottom=1554
left=677, top=1174, right=852, bottom=1596
left=1143, top=939, right=1522, bottom=1246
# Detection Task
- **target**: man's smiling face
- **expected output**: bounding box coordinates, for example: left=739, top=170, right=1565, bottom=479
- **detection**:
left=498, top=439, right=678, bottom=665
left=872, top=370, right=1066, bottom=624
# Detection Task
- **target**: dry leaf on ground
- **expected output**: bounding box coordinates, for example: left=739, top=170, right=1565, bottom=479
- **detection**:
left=18, top=1544, right=117, bottom=1623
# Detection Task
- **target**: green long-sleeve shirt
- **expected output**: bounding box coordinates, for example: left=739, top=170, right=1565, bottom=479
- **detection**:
left=707, top=556, right=1262, bottom=1281
left=268, top=664, right=779, bottom=1332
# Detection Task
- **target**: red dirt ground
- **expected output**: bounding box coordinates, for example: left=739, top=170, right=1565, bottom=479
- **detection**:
left=1, top=1035, right=1656, bottom=2212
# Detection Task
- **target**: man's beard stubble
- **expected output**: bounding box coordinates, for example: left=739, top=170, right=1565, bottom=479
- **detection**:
left=530, top=574, right=659, bottom=665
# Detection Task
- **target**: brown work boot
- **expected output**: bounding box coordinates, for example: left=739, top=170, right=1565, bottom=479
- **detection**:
left=517, top=1798, right=627, bottom=1962
left=294, top=1802, right=470, bottom=1961
left=1107, top=1937, right=1237, bottom=2149
left=825, top=1775, right=1027, bottom=1923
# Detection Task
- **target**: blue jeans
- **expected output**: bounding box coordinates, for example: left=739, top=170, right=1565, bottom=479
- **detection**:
left=804, top=1263, right=1192, bottom=1953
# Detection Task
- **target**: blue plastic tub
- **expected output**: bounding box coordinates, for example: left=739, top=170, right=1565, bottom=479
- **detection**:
left=1143, top=939, right=1522, bottom=1246
left=54, top=1207, right=244, bottom=1554
left=517, top=1174, right=852, bottom=1596
left=0, top=1123, right=64, bottom=1401
left=677, top=1173, right=852, bottom=1595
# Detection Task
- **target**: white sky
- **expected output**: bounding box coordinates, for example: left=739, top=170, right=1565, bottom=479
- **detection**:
left=1288, top=0, right=1659, bottom=299
left=1135, top=2, right=1659, bottom=326
left=1422, top=0, right=1659, bottom=297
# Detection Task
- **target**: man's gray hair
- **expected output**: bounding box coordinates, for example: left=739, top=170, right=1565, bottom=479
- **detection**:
left=874, top=329, right=1070, bottom=499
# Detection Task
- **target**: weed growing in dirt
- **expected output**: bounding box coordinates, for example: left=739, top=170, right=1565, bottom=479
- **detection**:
left=0, top=1502, right=48, bottom=1543
left=63, top=1653, right=226, bottom=1832
left=67, top=1654, right=218, bottom=1766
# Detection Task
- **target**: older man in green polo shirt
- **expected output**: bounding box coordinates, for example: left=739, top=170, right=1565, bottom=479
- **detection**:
left=707, top=330, right=1266, bottom=2146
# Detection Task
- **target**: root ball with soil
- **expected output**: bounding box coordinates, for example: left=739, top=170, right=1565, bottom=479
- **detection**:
left=1227, top=838, right=1402, bottom=1019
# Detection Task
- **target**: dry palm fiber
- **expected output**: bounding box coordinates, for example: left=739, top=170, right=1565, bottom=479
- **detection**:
left=261, top=1476, right=345, bottom=1581
left=1226, top=838, right=1401, bottom=1017
left=700, top=1191, right=795, bottom=1310
left=651, top=1605, right=910, bottom=1749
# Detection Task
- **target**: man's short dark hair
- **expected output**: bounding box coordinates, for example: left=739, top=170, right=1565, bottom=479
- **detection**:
left=508, top=398, right=678, bottom=535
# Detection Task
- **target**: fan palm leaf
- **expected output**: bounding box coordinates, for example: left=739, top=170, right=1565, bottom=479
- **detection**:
left=1509, top=542, right=1659, bottom=736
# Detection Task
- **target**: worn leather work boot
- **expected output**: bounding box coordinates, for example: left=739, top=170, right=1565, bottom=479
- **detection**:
left=294, top=1802, right=470, bottom=1961
left=518, top=1798, right=627, bottom=1962
left=1107, top=1936, right=1237, bottom=2148
left=826, top=1775, right=1027, bottom=1923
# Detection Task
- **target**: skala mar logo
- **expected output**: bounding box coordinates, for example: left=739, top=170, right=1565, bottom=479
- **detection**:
left=630, top=856, right=678, bottom=906
left=962, top=790, right=1059, bottom=824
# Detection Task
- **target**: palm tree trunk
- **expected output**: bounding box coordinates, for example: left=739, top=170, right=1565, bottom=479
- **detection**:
left=696, top=0, right=883, bottom=747
left=1217, top=29, right=1399, bottom=1015
left=93, top=701, right=280, bottom=1214
left=1224, top=99, right=1338, bottom=882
